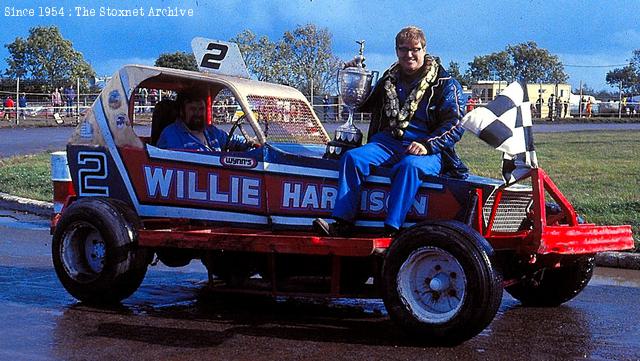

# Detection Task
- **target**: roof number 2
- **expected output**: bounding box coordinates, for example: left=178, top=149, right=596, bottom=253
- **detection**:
left=200, top=43, right=228, bottom=70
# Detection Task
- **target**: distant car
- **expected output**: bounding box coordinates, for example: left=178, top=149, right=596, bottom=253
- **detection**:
left=49, top=39, right=635, bottom=344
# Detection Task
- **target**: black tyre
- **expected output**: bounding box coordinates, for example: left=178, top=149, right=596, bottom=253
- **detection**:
left=382, top=221, right=503, bottom=344
left=202, top=251, right=263, bottom=287
left=505, top=255, right=595, bottom=307
left=52, top=198, right=151, bottom=303
left=340, top=256, right=374, bottom=293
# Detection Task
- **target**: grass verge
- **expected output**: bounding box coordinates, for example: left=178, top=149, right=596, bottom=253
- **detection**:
left=458, top=131, right=639, bottom=248
left=0, top=152, right=52, bottom=202
left=0, top=130, right=637, bottom=248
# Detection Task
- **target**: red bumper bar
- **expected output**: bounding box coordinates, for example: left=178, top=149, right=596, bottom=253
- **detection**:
left=538, top=224, right=634, bottom=254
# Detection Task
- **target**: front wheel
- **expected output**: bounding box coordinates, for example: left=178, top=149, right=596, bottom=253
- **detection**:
left=52, top=198, right=151, bottom=303
left=382, top=221, right=503, bottom=345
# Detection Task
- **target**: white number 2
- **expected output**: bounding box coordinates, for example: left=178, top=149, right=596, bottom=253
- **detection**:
left=77, top=151, right=109, bottom=196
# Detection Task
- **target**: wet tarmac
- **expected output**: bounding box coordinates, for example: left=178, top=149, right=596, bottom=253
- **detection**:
left=1, top=209, right=640, bottom=360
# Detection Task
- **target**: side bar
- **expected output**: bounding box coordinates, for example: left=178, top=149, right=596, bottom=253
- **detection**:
left=137, top=228, right=392, bottom=257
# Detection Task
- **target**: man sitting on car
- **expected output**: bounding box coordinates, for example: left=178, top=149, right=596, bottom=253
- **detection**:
left=157, top=92, right=253, bottom=152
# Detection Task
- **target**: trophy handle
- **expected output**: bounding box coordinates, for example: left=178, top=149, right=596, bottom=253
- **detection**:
left=371, top=70, right=380, bottom=86
left=336, top=69, right=342, bottom=97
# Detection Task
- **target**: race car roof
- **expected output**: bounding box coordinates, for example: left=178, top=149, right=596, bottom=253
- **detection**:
left=122, top=64, right=307, bottom=101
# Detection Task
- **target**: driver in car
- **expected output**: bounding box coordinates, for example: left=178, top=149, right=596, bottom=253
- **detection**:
left=157, top=93, right=254, bottom=152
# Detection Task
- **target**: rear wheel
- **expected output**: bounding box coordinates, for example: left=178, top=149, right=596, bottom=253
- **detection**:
left=202, top=251, right=264, bottom=287
left=505, top=255, right=595, bottom=306
left=382, top=221, right=503, bottom=344
left=52, top=198, right=150, bottom=303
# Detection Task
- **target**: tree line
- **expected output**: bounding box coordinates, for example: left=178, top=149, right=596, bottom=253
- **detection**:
left=605, top=50, right=640, bottom=94
left=4, top=25, right=640, bottom=97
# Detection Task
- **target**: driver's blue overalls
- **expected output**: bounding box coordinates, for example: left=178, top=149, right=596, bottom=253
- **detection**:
left=331, top=82, right=442, bottom=230
left=157, top=120, right=247, bottom=151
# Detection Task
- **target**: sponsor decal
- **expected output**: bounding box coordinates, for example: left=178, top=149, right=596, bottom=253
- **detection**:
left=280, top=181, right=428, bottom=215
left=221, top=156, right=257, bottom=168
left=143, top=165, right=261, bottom=207
left=116, top=113, right=128, bottom=128
left=108, top=90, right=122, bottom=109
left=79, top=120, right=93, bottom=138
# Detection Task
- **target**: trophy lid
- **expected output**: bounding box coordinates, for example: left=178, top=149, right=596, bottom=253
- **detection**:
left=344, top=40, right=366, bottom=69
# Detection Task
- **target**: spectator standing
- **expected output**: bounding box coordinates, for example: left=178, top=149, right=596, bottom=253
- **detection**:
left=585, top=98, right=593, bottom=118
left=555, top=96, right=562, bottom=119
left=137, top=88, right=148, bottom=113
left=227, top=96, right=236, bottom=122
left=536, top=96, right=544, bottom=119
left=563, top=98, right=569, bottom=118
left=149, top=89, right=158, bottom=106
left=18, top=93, right=27, bottom=120
left=465, top=95, right=477, bottom=114
left=63, top=85, right=75, bottom=116
left=322, top=94, right=330, bottom=121
left=51, top=88, right=63, bottom=114
left=547, top=94, right=556, bottom=121
left=4, top=96, right=14, bottom=108
left=3, top=96, right=15, bottom=120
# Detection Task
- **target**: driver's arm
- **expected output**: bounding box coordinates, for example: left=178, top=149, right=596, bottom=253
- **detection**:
left=209, top=126, right=256, bottom=151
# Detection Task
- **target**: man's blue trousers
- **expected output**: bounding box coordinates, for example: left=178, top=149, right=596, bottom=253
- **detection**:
left=331, top=131, right=441, bottom=229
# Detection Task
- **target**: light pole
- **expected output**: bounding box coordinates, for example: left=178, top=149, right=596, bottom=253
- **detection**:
left=618, top=80, right=622, bottom=119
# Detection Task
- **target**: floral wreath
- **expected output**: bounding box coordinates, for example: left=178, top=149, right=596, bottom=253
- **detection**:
left=383, top=55, right=438, bottom=138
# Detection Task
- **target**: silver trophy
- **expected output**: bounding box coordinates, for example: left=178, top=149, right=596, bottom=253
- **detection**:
left=326, top=41, right=378, bottom=159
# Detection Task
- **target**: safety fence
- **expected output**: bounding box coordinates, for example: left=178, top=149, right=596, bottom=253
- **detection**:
left=4, top=87, right=638, bottom=125
left=0, top=90, right=372, bottom=125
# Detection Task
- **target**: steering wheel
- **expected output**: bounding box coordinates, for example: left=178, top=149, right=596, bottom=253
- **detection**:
left=224, top=115, right=259, bottom=152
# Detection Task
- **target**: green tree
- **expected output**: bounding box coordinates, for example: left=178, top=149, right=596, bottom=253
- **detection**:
left=281, top=24, right=342, bottom=95
left=466, top=51, right=511, bottom=83
left=231, top=24, right=342, bottom=95
left=507, top=42, right=567, bottom=83
left=606, top=49, right=640, bottom=94
left=155, top=51, right=198, bottom=71
left=605, top=65, right=638, bottom=94
left=466, top=41, right=568, bottom=84
left=230, top=30, right=285, bottom=83
left=4, top=26, right=95, bottom=91
left=447, top=61, right=468, bottom=86
left=573, top=83, right=595, bottom=96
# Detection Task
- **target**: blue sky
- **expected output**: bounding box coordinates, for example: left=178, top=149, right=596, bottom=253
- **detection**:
left=1, top=0, right=639, bottom=91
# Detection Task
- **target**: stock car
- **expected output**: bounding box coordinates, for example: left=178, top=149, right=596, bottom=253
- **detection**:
left=49, top=39, right=634, bottom=344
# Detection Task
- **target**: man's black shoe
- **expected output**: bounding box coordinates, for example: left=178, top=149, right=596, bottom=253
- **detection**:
left=313, top=218, right=353, bottom=237
left=381, top=225, right=399, bottom=238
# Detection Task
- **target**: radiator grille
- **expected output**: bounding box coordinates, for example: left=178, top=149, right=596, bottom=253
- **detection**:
left=246, top=95, right=328, bottom=144
left=483, top=190, right=533, bottom=232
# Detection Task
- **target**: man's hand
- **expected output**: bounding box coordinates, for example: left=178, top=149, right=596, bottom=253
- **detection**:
left=343, top=56, right=365, bottom=69
left=406, top=141, right=428, bottom=155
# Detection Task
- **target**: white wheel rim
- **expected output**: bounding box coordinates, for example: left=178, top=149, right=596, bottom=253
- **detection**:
left=397, top=246, right=467, bottom=323
left=61, top=221, right=106, bottom=283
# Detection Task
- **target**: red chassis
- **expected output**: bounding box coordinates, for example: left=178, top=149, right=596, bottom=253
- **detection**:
left=132, top=167, right=633, bottom=295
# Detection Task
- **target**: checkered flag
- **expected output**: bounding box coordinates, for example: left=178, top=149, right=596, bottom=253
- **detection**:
left=461, top=80, right=538, bottom=184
